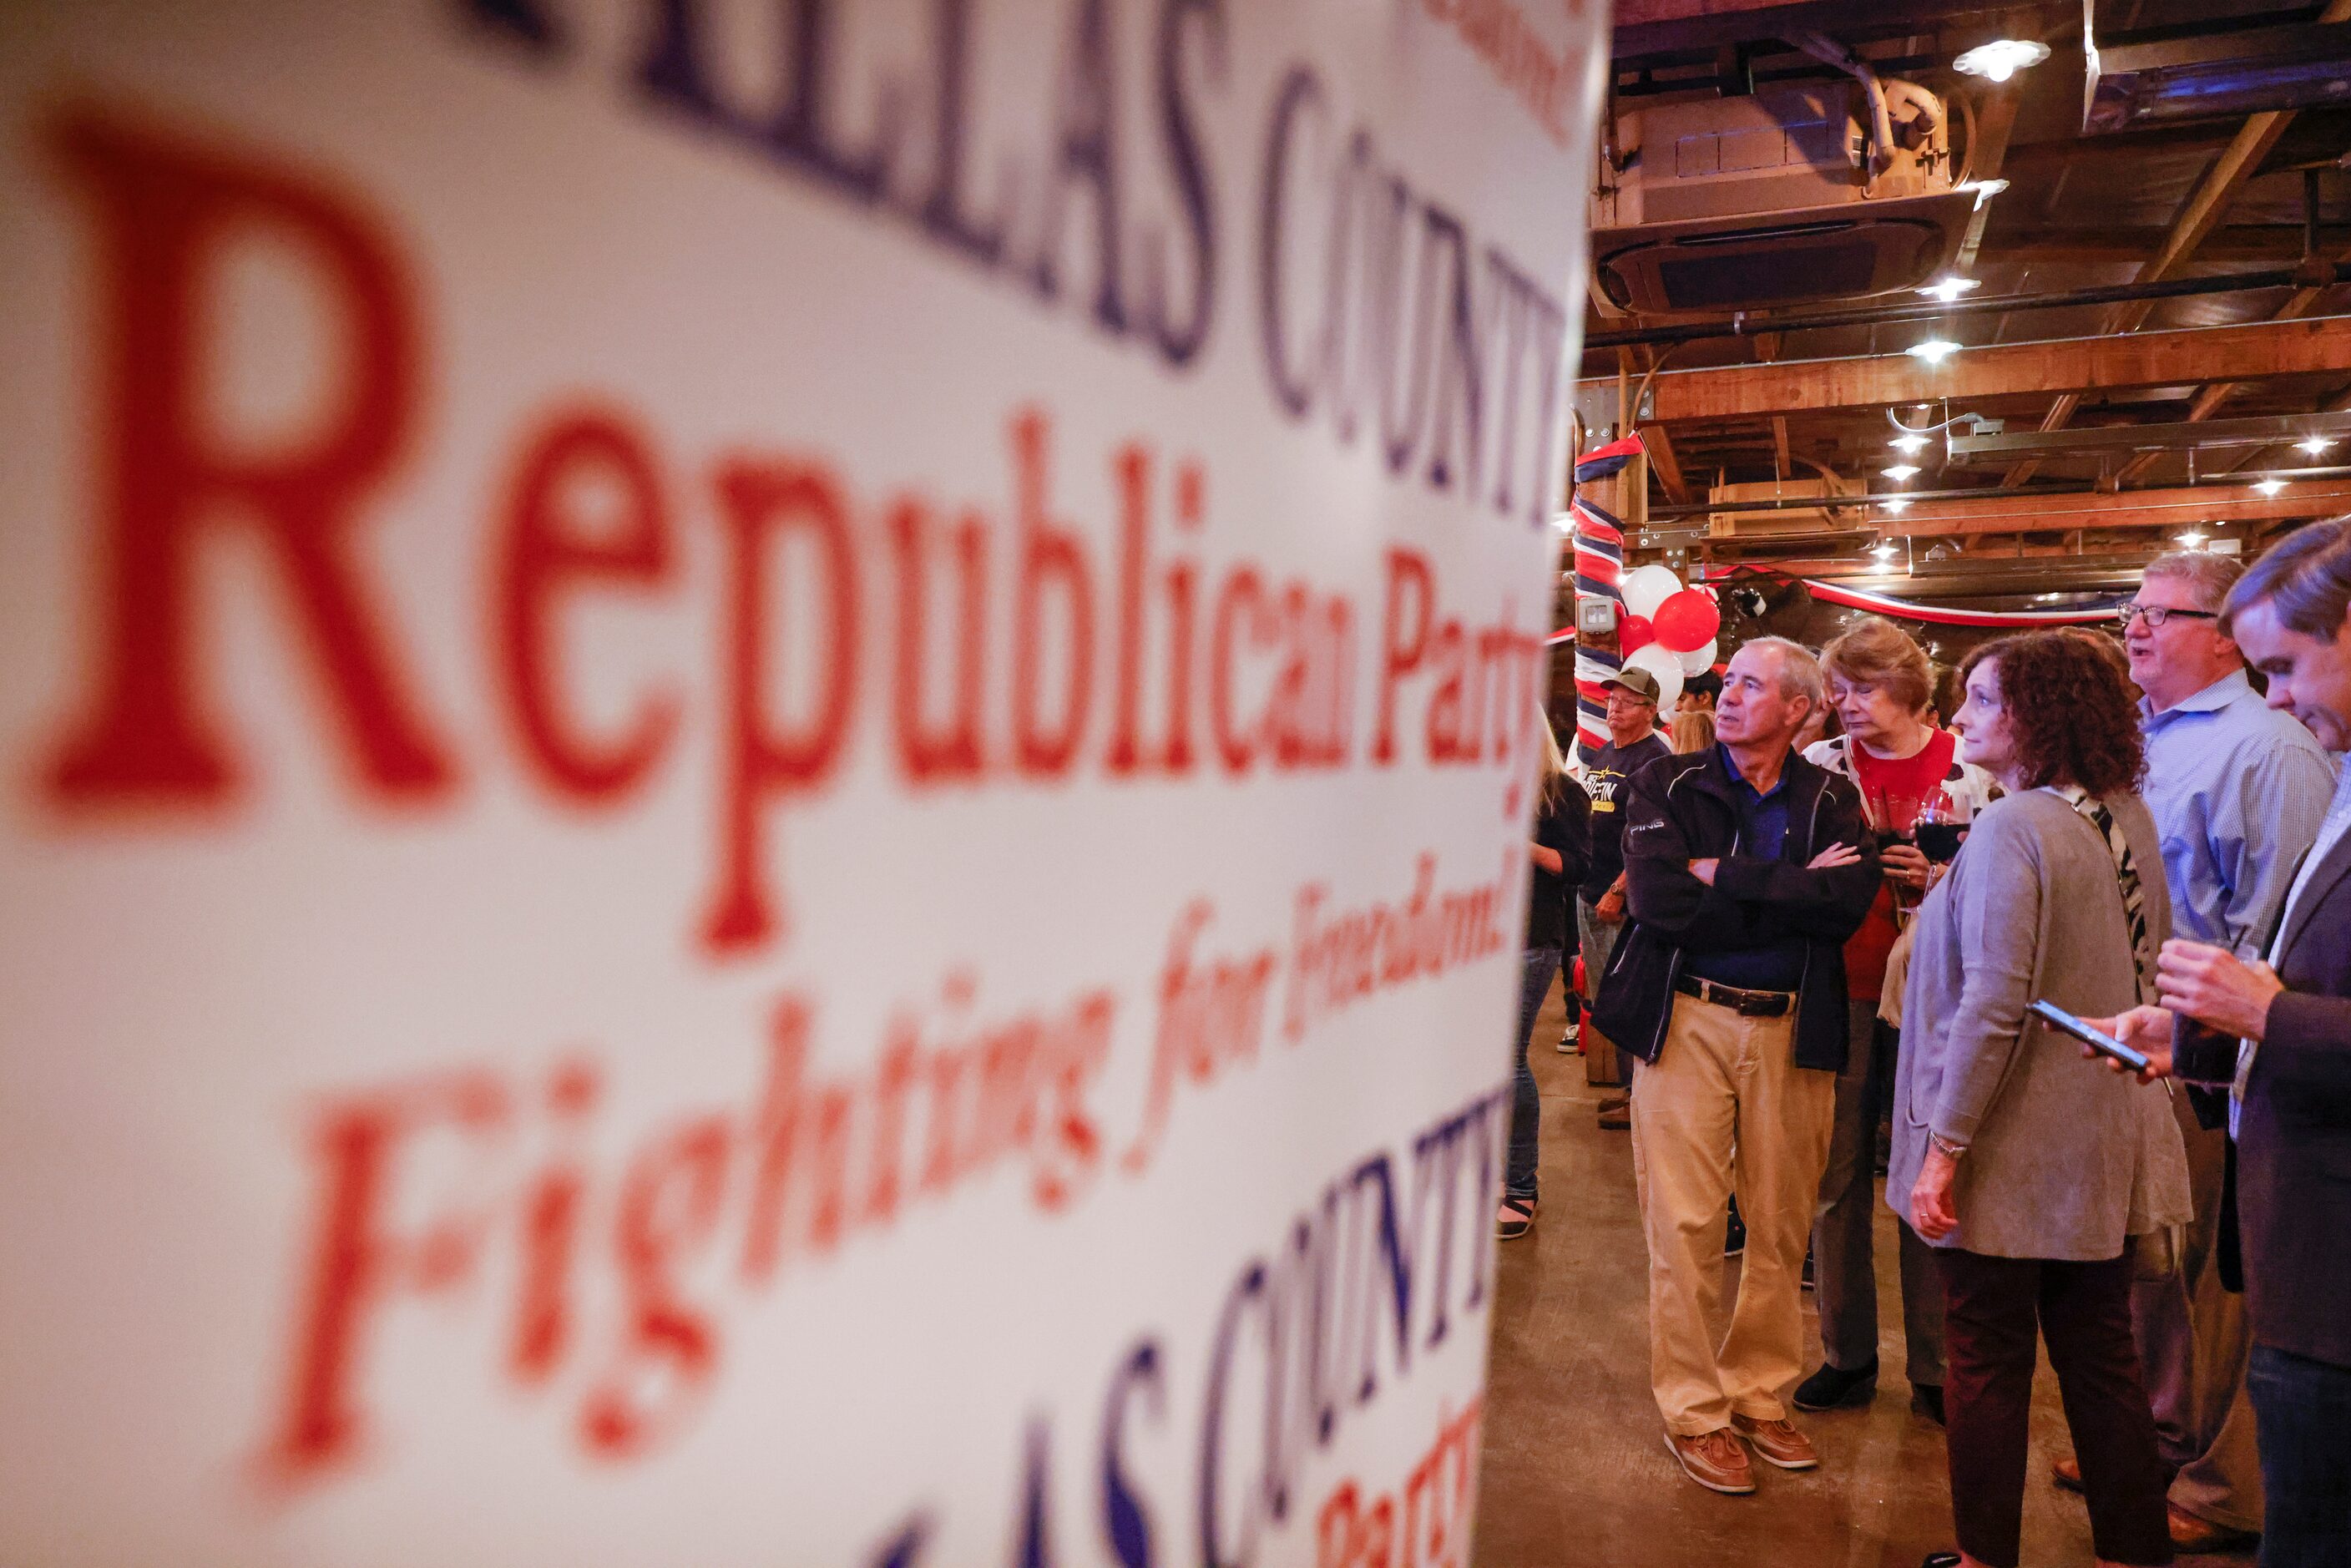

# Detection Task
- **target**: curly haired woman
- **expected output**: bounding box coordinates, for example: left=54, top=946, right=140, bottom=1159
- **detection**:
left=1891, top=631, right=2192, bottom=1568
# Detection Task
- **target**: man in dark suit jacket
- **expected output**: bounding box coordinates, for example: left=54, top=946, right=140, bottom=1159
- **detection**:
left=2101, top=518, right=2351, bottom=1568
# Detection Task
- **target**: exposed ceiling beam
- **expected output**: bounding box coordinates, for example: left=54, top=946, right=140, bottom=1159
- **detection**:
left=1772, top=416, right=1791, bottom=480
left=1611, top=0, right=2060, bottom=60
left=2112, top=382, right=2237, bottom=484
left=2003, top=394, right=2081, bottom=488
left=2104, top=126, right=2302, bottom=336
left=1982, top=225, right=2351, bottom=265
left=2117, top=240, right=2351, bottom=481
left=1948, top=409, right=2351, bottom=459
left=1625, top=316, right=2351, bottom=422
left=1877, top=475, right=2351, bottom=538
left=2003, top=0, right=2351, bottom=486
left=2219, top=380, right=2351, bottom=478
left=1645, top=423, right=1692, bottom=504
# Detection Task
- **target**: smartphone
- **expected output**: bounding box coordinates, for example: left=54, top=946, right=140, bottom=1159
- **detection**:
left=2029, top=999, right=2151, bottom=1073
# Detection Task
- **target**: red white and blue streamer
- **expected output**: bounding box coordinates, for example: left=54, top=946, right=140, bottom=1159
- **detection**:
left=1790, top=576, right=2123, bottom=628
left=1566, top=434, right=1645, bottom=765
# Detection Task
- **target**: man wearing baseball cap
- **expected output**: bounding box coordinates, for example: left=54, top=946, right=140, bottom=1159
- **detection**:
left=1578, top=665, right=1673, bottom=1127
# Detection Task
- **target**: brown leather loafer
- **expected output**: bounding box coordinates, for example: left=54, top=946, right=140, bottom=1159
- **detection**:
left=1665, top=1429, right=1757, bottom=1495
left=1731, top=1413, right=1820, bottom=1471
left=2169, top=1504, right=2258, bottom=1555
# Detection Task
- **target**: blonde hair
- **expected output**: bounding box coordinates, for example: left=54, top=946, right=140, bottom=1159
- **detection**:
left=1538, top=708, right=1570, bottom=811
left=1819, top=615, right=1934, bottom=715
left=1670, top=709, right=1716, bottom=755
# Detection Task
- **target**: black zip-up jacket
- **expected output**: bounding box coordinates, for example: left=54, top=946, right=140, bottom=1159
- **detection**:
left=1526, top=783, right=1592, bottom=952
left=1591, top=746, right=1880, bottom=1072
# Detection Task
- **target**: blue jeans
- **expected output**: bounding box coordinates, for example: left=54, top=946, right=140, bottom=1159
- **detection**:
left=1505, top=947, right=1564, bottom=1202
left=2251, top=1344, right=2351, bottom=1567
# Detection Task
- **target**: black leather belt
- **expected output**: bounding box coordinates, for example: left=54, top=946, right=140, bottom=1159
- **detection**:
left=1674, top=974, right=1794, bottom=1018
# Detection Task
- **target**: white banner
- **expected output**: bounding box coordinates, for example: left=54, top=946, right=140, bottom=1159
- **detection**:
left=0, top=2, right=1605, bottom=1562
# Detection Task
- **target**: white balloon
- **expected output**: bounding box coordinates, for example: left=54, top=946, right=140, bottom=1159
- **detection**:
left=1676, top=638, right=1719, bottom=676
left=1620, top=563, right=1683, bottom=621
left=1624, top=641, right=1686, bottom=713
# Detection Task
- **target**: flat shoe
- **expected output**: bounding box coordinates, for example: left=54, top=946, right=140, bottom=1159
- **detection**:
left=2169, top=1503, right=2259, bottom=1554
left=1664, top=1429, right=1756, bottom=1495
left=1730, top=1412, right=1819, bottom=1471
left=1792, top=1358, right=1878, bottom=1412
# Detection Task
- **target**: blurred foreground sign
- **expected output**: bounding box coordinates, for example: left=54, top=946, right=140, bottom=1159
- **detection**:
left=0, top=2, right=1603, bottom=1562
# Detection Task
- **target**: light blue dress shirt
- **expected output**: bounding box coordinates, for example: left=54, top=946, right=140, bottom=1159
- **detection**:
left=2141, top=669, right=2338, bottom=960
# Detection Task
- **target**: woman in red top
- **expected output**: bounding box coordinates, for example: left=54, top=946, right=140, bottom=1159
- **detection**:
left=1794, top=617, right=2000, bottom=1422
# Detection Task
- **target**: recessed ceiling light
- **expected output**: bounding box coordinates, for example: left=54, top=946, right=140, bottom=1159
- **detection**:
left=1907, top=339, right=1961, bottom=365
left=2177, top=530, right=2207, bottom=549
left=2256, top=479, right=2288, bottom=496
left=1871, top=543, right=1900, bottom=560
left=1954, top=39, right=2050, bottom=83
left=1880, top=496, right=1914, bottom=513
left=2299, top=436, right=2336, bottom=457
left=1919, top=277, right=1980, bottom=302
left=1891, top=433, right=1929, bottom=454
left=1883, top=464, right=1921, bottom=482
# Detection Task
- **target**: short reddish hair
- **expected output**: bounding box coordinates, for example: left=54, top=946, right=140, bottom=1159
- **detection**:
left=1820, top=615, right=1934, bottom=714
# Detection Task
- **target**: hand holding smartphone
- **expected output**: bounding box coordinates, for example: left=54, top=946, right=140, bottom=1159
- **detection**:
left=2029, top=999, right=2152, bottom=1074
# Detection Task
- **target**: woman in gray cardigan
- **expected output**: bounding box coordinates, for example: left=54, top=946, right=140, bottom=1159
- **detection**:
left=1891, top=632, right=2192, bottom=1568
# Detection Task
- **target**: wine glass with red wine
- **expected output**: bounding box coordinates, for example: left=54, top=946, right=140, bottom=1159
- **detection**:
left=1915, top=791, right=1972, bottom=863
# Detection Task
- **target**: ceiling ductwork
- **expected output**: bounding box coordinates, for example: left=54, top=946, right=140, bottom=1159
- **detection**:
left=2084, top=15, right=2351, bottom=133
left=1589, top=58, right=1977, bottom=316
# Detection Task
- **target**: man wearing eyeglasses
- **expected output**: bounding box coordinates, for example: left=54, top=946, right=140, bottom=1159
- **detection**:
left=1580, top=669, right=1674, bottom=1129
left=2084, top=553, right=2338, bottom=1553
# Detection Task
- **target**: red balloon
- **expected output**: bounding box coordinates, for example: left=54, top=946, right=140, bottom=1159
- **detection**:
left=1654, top=589, right=1721, bottom=653
left=1618, top=613, right=1656, bottom=654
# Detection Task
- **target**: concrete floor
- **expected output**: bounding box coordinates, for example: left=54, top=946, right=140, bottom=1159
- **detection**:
left=1473, top=984, right=2259, bottom=1568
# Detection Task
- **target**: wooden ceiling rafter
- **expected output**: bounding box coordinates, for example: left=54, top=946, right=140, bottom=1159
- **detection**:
left=1592, top=0, right=2351, bottom=586
left=1999, top=0, right=2351, bottom=488
left=1869, top=474, right=2351, bottom=539
left=1619, top=316, right=2351, bottom=422
left=2216, top=380, right=2351, bottom=481
left=1645, top=422, right=1693, bottom=504
left=2114, top=238, right=2351, bottom=483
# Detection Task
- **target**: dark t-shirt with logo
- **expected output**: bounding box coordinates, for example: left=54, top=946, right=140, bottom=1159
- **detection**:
left=1578, top=734, right=1672, bottom=905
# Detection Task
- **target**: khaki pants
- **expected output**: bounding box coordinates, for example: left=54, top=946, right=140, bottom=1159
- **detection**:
left=1631, top=990, right=1838, bottom=1434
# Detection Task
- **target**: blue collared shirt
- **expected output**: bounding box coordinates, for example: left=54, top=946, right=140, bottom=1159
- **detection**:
left=2141, top=669, right=2338, bottom=959
left=1683, top=744, right=1808, bottom=991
